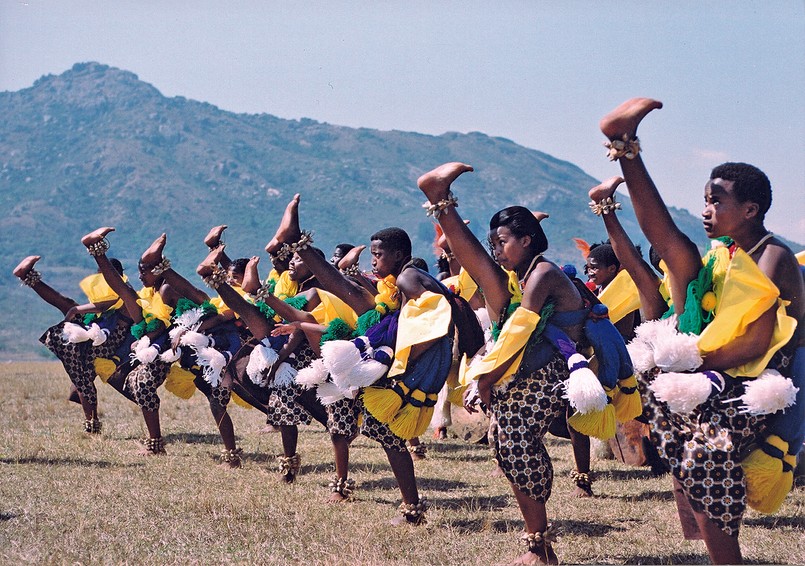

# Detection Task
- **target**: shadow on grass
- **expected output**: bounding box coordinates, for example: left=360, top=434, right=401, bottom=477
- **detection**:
left=600, top=489, right=675, bottom=502
left=431, top=494, right=511, bottom=512
left=552, top=518, right=627, bottom=536
left=743, top=515, right=805, bottom=529
left=596, top=468, right=658, bottom=481
left=621, top=552, right=709, bottom=564
left=1, top=512, right=18, bottom=521
left=164, top=432, right=221, bottom=445
left=0, top=456, right=143, bottom=469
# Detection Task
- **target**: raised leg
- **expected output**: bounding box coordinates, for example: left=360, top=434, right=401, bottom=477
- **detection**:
left=15, top=256, right=79, bottom=315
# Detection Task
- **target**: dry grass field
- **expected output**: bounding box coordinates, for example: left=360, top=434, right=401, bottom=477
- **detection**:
left=1, top=362, right=803, bottom=565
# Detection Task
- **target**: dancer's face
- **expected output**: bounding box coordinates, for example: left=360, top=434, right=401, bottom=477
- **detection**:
left=370, top=240, right=402, bottom=279
left=585, top=257, right=617, bottom=288
left=287, top=253, right=311, bottom=282
left=138, top=265, right=158, bottom=287
left=702, top=178, right=754, bottom=239
left=492, top=226, right=531, bottom=272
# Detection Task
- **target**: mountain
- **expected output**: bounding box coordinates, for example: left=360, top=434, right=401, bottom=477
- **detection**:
left=0, top=62, right=779, bottom=359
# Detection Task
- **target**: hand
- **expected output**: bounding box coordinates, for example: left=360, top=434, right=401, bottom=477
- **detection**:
left=171, top=328, right=187, bottom=350
left=463, top=384, right=480, bottom=414
left=271, top=322, right=300, bottom=337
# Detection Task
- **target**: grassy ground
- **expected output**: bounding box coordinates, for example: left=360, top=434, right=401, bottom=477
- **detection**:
left=1, top=362, right=803, bottom=565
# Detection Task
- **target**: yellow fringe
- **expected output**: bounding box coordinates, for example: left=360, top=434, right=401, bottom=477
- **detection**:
left=743, top=435, right=795, bottom=514
left=388, top=403, right=424, bottom=439
left=362, top=386, right=403, bottom=423
left=94, top=358, right=117, bottom=383
left=613, top=375, right=643, bottom=422
left=164, top=366, right=197, bottom=400
left=230, top=392, right=252, bottom=409
left=567, top=404, right=616, bottom=440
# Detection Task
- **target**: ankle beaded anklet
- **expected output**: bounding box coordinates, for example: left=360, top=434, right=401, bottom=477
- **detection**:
left=149, top=258, right=171, bottom=276
left=589, top=195, right=622, bottom=216
left=202, top=265, right=227, bottom=289
left=604, top=134, right=641, bottom=161
left=570, top=469, right=593, bottom=495
left=408, top=444, right=427, bottom=457
left=20, top=269, right=42, bottom=287
left=341, top=264, right=361, bottom=278
left=329, top=476, right=356, bottom=498
left=398, top=497, right=428, bottom=520
left=521, top=524, right=558, bottom=553
left=221, top=447, right=243, bottom=465
left=278, top=453, right=301, bottom=476
left=84, top=419, right=102, bottom=434
left=274, top=231, right=314, bottom=262
left=423, top=191, right=458, bottom=219
left=143, top=436, right=166, bottom=454
left=86, top=238, right=110, bottom=257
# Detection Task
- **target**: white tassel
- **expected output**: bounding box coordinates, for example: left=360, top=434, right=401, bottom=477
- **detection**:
left=649, top=371, right=723, bottom=414
left=627, top=338, right=656, bottom=374
left=62, top=322, right=92, bottom=344
left=317, top=381, right=346, bottom=405
left=321, top=339, right=364, bottom=377
left=172, top=307, right=205, bottom=331
left=196, top=346, right=226, bottom=388
left=650, top=318, right=702, bottom=372
left=563, top=353, right=608, bottom=414
left=726, top=370, right=799, bottom=416
left=273, top=362, right=298, bottom=388
left=159, top=347, right=182, bottom=363
left=295, top=358, right=329, bottom=389
left=131, top=337, right=159, bottom=365
left=246, top=341, right=279, bottom=386
left=86, top=323, right=108, bottom=346
left=180, top=330, right=211, bottom=350
left=336, top=358, right=390, bottom=389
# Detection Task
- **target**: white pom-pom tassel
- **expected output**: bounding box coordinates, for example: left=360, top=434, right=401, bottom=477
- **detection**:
left=337, top=359, right=389, bottom=389
left=563, top=353, right=609, bottom=414
left=159, top=347, right=182, bottom=363
left=651, top=318, right=702, bottom=372
left=627, top=338, right=656, bottom=374
left=62, top=322, right=91, bottom=344
left=726, top=370, right=799, bottom=416
left=246, top=341, right=279, bottom=385
left=196, top=346, right=226, bottom=387
left=317, top=381, right=346, bottom=405
left=131, top=337, right=159, bottom=365
left=86, top=323, right=108, bottom=346
left=649, top=371, right=724, bottom=414
left=321, top=339, right=364, bottom=377
left=180, top=330, right=211, bottom=350
left=273, top=362, right=298, bottom=388
left=172, top=307, right=205, bottom=331
left=295, top=358, right=328, bottom=389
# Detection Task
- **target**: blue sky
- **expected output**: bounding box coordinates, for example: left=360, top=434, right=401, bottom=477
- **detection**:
left=2, top=1, right=803, bottom=244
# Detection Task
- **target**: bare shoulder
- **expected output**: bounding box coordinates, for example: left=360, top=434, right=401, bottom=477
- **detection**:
left=757, top=238, right=804, bottom=317
left=397, top=266, right=438, bottom=299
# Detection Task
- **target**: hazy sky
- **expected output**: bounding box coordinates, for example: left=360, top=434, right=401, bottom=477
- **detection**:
left=2, top=1, right=803, bottom=244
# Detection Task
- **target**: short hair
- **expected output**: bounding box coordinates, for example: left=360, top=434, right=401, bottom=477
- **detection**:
left=334, top=243, right=355, bottom=255
left=228, top=258, right=250, bottom=276
left=648, top=246, right=663, bottom=275
left=710, top=162, right=772, bottom=221
left=109, top=257, right=124, bottom=276
left=489, top=206, right=548, bottom=255
left=370, top=227, right=412, bottom=258
left=410, top=257, right=429, bottom=273
left=587, top=242, right=619, bottom=269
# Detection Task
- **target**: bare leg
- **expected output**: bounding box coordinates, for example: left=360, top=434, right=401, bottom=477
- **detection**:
left=15, top=256, right=79, bottom=315
left=589, top=176, right=667, bottom=320
left=693, top=507, right=742, bottom=564
left=386, top=448, right=422, bottom=520
left=82, top=228, right=144, bottom=322
left=269, top=194, right=375, bottom=315
left=203, top=225, right=232, bottom=269
left=279, top=425, right=299, bottom=482
left=417, top=162, right=511, bottom=318
left=142, top=234, right=209, bottom=305
left=338, top=245, right=376, bottom=295
left=509, top=486, right=558, bottom=565
left=599, top=99, right=701, bottom=312
left=568, top=423, right=593, bottom=498
left=328, top=433, right=353, bottom=502
left=241, top=256, right=262, bottom=295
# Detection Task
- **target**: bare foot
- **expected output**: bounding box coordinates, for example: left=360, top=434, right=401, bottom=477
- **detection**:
left=589, top=176, right=625, bottom=202
left=141, top=233, right=167, bottom=267
left=508, top=548, right=558, bottom=565
left=599, top=97, right=663, bottom=140
left=265, top=194, right=302, bottom=254
left=81, top=227, right=115, bottom=247
left=197, top=244, right=226, bottom=277
left=570, top=486, right=594, bottom=498
left=204, top=224, right=228, bottom=248
left=417, top=162, right=474, bottom=203
left=327, top=492, right=350, bottom=503
left=13, top=255, right=41, bottom=278
left=390, top=514, right=426, bottom=527
left=433, top=426, right=448, bottom=440
left=218, top=458, right=242, bottom=470
left=338, top=244, right=365, bottom=270
left=258, top=424, right=279, bottom=434
left=490, top=463, right=506, bottom=478
left=532, top=211, right=549, bottom=223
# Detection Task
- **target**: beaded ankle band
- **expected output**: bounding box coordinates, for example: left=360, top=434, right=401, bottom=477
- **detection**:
left=143, top=436, right=166, bottom=454
left=408, top=444, right=427, bottom=458
left=440, top=250, right=455, bottom=261
left=570, top=470, right=593, bottom=496
left=202, top=266, right=228, bottom=289
left=86, top=238, right=110, bottom=257
left=19, top=269, right=42, bottom=288
left=208, top=239, right=225, bottom=252
left=398, top=497, right=429, bottom=522
left=423, top=190, right=458, bottom=219
left=589, top=195, right=622, bottom=216
left=604, top=134, right=641, bottom=161
left=521, top=524, right=558, bottom=554
left=84, top=418, right=102, bottom=434
left=253, top=282, right=271, bottom=302
left=341, top=264, right=361, bottom=278
left=278, top=453, right=301, bottom=476
left=149, top=258, right=171, bottom=276
left=274, top=231, right=314, bottom=262
left=329, top=476, right=356, bottom=498
left=221, top=447, right=243, bottom=466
